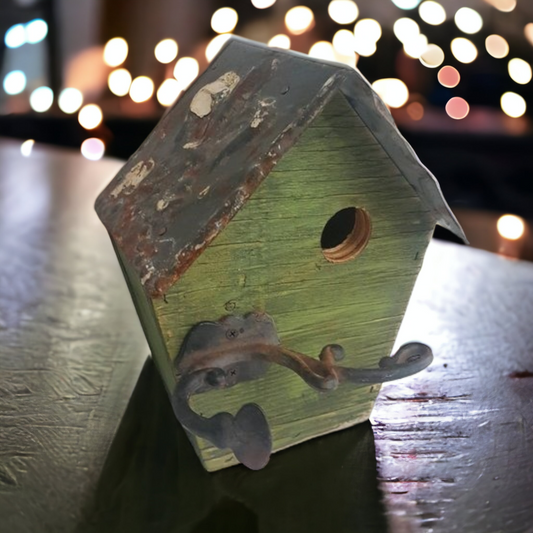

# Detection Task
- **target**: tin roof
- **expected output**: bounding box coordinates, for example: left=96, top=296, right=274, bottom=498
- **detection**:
left=95, top=37, right=466, bottom=298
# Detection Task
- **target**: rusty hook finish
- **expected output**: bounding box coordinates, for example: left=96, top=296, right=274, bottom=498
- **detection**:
left=171, top=312, right=433, bottom=470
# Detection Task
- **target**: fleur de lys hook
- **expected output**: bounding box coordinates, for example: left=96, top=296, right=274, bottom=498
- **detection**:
left=171, top=312, right=433, bottom=470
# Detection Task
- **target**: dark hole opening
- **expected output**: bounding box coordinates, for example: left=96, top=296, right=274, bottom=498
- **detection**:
left=321, top=207, right=357, bottom=250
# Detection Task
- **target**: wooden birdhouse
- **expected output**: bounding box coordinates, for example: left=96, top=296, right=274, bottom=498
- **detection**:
left=95, top=37, right=466, bottom=471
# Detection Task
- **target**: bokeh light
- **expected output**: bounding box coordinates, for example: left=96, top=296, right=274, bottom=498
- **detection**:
left=78, top=104, right=103, bottom=129
left=103, top=38, right=128, bottom=67
left=3, top=70, right=26, bottom=95
left=173, top=57, right=199, bottom=88
left=446, top=97, right=469, bottom=119
left=497, top=214, right=525, bottom=240
left=525, top=24, right=533, bottom=47
left=332, top=29, right=354, bottom=56
left=354, top=19, right=382, bottom=42
left=5, top=24, right=25, bottom=48
left=251, top=0, right=276, bottom=8
left=309, top=41, right=335, bottom=61
left=211, top=7, right=238, bottom=34
left=454, top=8, right=482, bottom=34
left=501, top=92, right=526, bottom=117
left=438, top=65, right=460, bottom=88
left=81, top=138, right=105, bottom=161
left=407, top=101, right=424, bottom=120
left=108, top=68, right=132, bottom=96
left=25, top=19, right=48, bottom=44
left=20, top=139, right=34, bottom=157
left=451, top=38, right=477, bottom=64
left=285, top=6, right=314, bottom=35
left=508, top=58, right=532, bottom=85
left=58, top=88, right=83, bottom=114
left=485, top=35, right=509, bottom=59
left=206, top=34, right=231, bottom=61
left=404, top=34, right=428, bottom=58
left=129, top=76, right=154, bottom=103
left=372, top=78, right=409, bottom=108
left=485, top=0, right=516, bottom=12
left=154, top=39, right=178, bottom=64
left=157, top=78, right=181, bottom=106
left=420, top=44, right=444, bottom=68
left=268, top=34, right=291, bottom=49
left=391, top=0, right=421, bottom=8
left=29, top=87, right=53, bottom=112
left=393, top=18, right=420, bottom=43
left=328, top=0, right=359, bottom=25
left=419, top=1, right=446, bottom=25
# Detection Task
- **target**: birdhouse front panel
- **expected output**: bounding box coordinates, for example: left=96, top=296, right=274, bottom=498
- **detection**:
left=153, top=91, right=435, bottom=470
left=95, top=38, right=465, bottom=472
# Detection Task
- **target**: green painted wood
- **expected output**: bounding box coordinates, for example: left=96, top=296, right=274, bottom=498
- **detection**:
left=149, top=91, right=435, bottom=470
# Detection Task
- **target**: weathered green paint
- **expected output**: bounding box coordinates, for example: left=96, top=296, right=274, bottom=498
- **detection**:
left=149, top=91, right=435, bottom=470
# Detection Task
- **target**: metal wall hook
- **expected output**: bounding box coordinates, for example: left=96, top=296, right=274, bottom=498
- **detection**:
left=171, top=312, right=433, bottom=470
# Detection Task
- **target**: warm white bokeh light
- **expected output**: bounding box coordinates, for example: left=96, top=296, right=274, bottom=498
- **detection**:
left=508, top=58, right=532, bottom=85
left=58, top=88, right=83, bottom=114
left=129, top=76, right=154, bottom=103
left=309, top=41, right=336, bottom=61
left=3, top=70, right=26, bottom=95
left=419, top=1, right=446, bottom=25
left=485, top=35, right=509, bottom=59
left=333, top=29, right=354, bottom=56
left=154, top=39, right=178, bottom=64
left=78, top=104, right=103, bottom=129
left=211, top=7, right=238, bottom=34
left=525, top=24, right=533, bottom=47
left=103, top=38, right=128, bottom=67
left=454, top=8, right=482, bottom=34
left=328, top=0, right=359, bottom=25
left=29, top=87, right=53, bottom=112
left=20, top=139, right=34, bottom=157
left=173, top=57, right=199, bottom=88
left=497, top=214, right=525, bottom=240
left=108, top=68, right=132, bottom=96
left=285, top=6, right=314, bottom=35
left=501, top=91, right=526, bottom=118
left=354, top=41, right=377, bottom=57
left=391, top=0, right=421, bottom=8
left=354, top=18, right=382, bottom=42
left=372, top=78, right=409, bottom=108
left=81, top=138, right=105, bottom=161
left=404, top=34, right=428, bottom=58
left=420, top=44, right=444, bottom=68
left=251, top=0, right=276, bottom=8
left=445, top=97, right=469, bottom=119
left=25, top=19, right=48, bottom=44
left=206, top=34, right=231, bottom=61
left=268, top=34, right=291, bottom=49
left=157, top=78, right=181, bottom=106
left=485, top=0, right=516, bottom=12
left=451, top=38, right=477, bottom=64
left=393, top=18, right=420, bottom=43
left=5, top=24, right=25, bottom=48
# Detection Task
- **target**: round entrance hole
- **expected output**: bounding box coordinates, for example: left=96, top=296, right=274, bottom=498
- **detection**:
left=321, top=207, right=372, bottom=263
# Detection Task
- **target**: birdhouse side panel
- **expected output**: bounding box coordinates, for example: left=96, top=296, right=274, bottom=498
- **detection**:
left=153, top=91, right=435, bottom=470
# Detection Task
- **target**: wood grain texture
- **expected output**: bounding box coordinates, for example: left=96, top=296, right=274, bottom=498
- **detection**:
left=373, top=241, right=533, bottom=533
left=0, top=141, right=148, bottom=532
left=151, top=92, right=435, bottom=470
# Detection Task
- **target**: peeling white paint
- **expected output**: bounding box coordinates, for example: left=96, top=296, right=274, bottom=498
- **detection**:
left=156, top=199, right=169, bottom=211
left=250, top=98, right=276, bottom=129
left=110, top=159, right=155, bottom=198
left=141, top=265, right=155, bottom=285
left=190, top=71, right=240, bottom=118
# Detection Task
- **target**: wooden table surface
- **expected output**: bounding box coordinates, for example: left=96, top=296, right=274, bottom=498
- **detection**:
left=1, top=139, right=532, bottom=533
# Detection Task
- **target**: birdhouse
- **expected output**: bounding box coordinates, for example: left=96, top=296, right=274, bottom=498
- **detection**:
left=95, top=37, right=465, bottom=471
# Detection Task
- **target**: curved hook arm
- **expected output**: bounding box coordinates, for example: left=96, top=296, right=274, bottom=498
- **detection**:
left=172, top=314, right=433, bottom=470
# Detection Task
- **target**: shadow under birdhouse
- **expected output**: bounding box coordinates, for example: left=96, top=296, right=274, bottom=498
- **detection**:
left=76, top=358, right=388, bottom=533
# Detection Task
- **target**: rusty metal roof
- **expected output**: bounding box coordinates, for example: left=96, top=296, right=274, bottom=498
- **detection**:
left=95, top=37, right=466, bottom=299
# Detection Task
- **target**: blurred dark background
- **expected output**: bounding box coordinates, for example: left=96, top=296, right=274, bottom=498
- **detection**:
left=1, top=0, right=532, bottom=257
